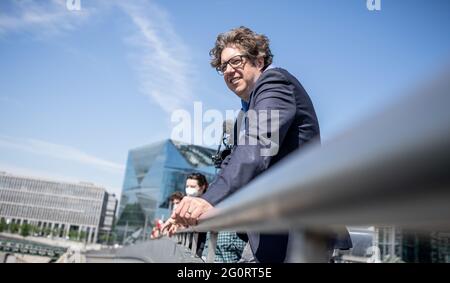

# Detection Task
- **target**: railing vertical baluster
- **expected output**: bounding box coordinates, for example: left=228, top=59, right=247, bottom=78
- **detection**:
left=206, top=231, right=218, bottom=263
left=186, top=232, right=192, bottom=249
left=286, top=229, right=332, bottom=263
left=191, top=232, right=199, bottom=257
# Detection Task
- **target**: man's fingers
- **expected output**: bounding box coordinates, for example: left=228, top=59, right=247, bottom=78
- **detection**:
left=189, top=198, right=213, bottom=225
left=183, top=198, right=198, bottom=225
left=175, top=198, right=187, bottom=217
left=178, top=197, right=192, bottom=218
left=180, top=216, right=190, bottom=227
left=187, top=207, right=200, bottom=226
left=189, top=205, right=202, bottom=220
left=173, top=198, right=189, bottom=226
left=170, top=197, right=213, bottom=228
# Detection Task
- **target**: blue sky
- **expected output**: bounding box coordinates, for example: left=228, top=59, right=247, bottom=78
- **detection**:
left=1, top=0, right=449, bottom=197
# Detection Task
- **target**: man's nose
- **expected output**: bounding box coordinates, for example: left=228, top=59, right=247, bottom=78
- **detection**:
left=223, top=63, right=235, bottom=76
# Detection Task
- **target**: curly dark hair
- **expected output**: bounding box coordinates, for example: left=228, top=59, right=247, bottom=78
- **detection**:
left=169, top=191, right=184, bottom=202
left=210, top=26, right=273, bottom=71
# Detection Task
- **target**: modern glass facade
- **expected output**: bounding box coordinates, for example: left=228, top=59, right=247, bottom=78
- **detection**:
left=116, top=139, right=216, bottom=242
left=377, top=226, right=450, bottom=263
left=337, top=226, right=450, bottom=263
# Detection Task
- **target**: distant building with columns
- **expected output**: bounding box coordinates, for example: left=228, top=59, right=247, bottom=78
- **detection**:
left=0, top=171, right=116, bottom=244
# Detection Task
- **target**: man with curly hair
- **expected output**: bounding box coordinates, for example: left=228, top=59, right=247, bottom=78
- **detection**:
left=165, top=26, right=352, bottom=262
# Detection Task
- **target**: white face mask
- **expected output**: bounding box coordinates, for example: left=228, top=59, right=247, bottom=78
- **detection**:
left=185, top=187, right=201, bottom=197
left=172, top=204, right=178, bottom=211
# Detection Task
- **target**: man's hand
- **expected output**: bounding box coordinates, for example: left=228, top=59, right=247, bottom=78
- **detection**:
left=173, top=196, right=213, bottom=226
left=162, top=197, right=213, bottom=237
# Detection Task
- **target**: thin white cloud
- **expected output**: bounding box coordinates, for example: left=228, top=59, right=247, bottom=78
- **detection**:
left=117, top=0, right=195, bottom=113
left=0, top=0, right=90, bottom=37
left=0, top=136, right=125, bottom=173
left=0, top=0, right=196, bottom=114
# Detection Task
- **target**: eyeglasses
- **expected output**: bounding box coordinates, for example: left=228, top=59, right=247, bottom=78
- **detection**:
left=216, top=54, right=248, bottom=75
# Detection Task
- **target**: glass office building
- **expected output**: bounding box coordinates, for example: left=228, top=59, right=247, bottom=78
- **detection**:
left=377, top=226, right=450, bottom=263
left=338, top=226, right=450, bottom=262
left=116, top=139, right=216, bottom=241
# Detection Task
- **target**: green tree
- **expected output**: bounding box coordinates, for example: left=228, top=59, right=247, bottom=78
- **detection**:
left=0, top=219, right=7, bottom=232
left=79, top=231, right=86, bottom=241
left=20, top=223, right=31, bottom=237
left=9, top=223, right=20, bottom=234
left=99, top=233, right=107, bottom=243
left=52, top=228, right=61, bottom=237
left=43, top=227, right=52, bottom=236
left=108, top=232, right=118, bottom=245
left=31, top=225, right=40, bottom=236
left=99, top=232, right=114, bottom=244
left=68, top=230, right=78, bottom=240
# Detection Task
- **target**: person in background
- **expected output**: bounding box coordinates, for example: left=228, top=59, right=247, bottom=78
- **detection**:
left=201, top=231, right=247, bottom=263
left=169, top=191, right=184, bottom=213
left=184, top=173, right=208, bottom=198
left=163, top=173, right=209, bottom=256
left=170, top=173, right=247, bottom=262
left=184, top=173, right=208, bottom=257
left=150, top=219, right=164, bottom=239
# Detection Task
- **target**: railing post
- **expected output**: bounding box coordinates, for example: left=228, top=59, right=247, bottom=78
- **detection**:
left=286, top=229, right=332, bottom=263
left=186, top=232, right=192, bottom=249
left=206, top=232, right=218, bottom=263
left=191, top=232, right=199, bottom=257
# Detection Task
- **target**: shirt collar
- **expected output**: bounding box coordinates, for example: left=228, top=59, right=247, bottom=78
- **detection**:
left=240, top=64, right=276, bottom=112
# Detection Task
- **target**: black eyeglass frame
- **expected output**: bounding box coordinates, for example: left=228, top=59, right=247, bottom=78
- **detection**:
left=216, top=54, right=249, bottom=75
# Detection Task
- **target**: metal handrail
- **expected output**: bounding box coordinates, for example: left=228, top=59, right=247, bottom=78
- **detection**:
left=176, top=68, right=450, bottom=262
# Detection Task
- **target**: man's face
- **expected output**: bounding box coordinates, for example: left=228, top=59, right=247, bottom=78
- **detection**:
left=221, top=46, right=264, bottom=101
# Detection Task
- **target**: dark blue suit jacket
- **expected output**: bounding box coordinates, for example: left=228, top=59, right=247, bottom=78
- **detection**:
left=201, top=68, right=352, bottom=262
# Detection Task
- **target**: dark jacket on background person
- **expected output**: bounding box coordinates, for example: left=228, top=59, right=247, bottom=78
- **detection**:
left=201, top=67, right=352, bottom=262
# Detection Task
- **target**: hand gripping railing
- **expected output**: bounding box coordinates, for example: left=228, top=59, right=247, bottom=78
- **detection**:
left=176, top=68, right=450, bottom=262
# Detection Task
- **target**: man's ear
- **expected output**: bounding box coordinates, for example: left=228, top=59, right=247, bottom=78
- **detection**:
left=257, top=57, right=265, bottom=70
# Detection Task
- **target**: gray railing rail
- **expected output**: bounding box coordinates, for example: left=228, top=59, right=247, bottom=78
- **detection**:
left=175, top=68, right=450, bottom=262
